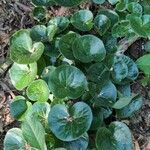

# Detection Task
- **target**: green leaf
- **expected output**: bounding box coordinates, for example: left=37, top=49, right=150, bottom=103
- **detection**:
left=10, top=29, right=44, bottom=64
left=115, top=2, right=126, bottom=12
left=94, top=14, right=111, bottom=36
left=116, top=95, right=143, bottom=118
left=48, top=16, right=69, bottom=33
left=22, top=116, right=47, bottom=150
left=10, top=97, right=27, bottom=120
left=144, top=41, right=150, bottom=52
left=33, top=7, right=46, bottom=21
left=26, top=79, right=49, bottom=102
left=92, top=0, right=105, bottom=4
left=71, top=10, right=93, bottom=32
left=47, top=25, right=57, bottom=42
left=4, top=128, right=26, bottom=150
left=112, top=94, right=137, bottom=109
left=30, top=25, right=47, bottom=42
left=72, top=35, right=106, bottom=63
left=117, top=84, right=131, bottom=97
left=129, top=14, right=150, bottom=38
left=32, top=0, right=52, bottom=6
left=87, top=62, right=110, bottom=84
left=59, top=31, right=80, bottom=60
left=136, top=54, right=150, bottom=74
left=98, top=9, right=119, bottom=26
left=48, top=65, right=88, bottom=99
left=96, top=121, right=133, bottom=150
left=111, top=55, right=139, bottom=84
left=55, top=0, right=84, bottom=6
left=9, top=62, right=37, bottom=90
left=108, top=0, right=119, bottom=5
left=127, top=2, right=143, bottom=16
left=95, top=81, right=117, bottom=106
left=48, top=102, right=93, bottom=141
left=64, top=133, right=89, bottom=150
left=112, top=20, right=133, bottom=38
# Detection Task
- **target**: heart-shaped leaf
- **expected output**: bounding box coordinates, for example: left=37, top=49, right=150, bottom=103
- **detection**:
left=48, top=65, right=88, bottom=99
left=9, top=62, right=37, bottom=90
left=22, top=116, right=47, bottom=150
left=94, top=14, right=111, bottom=36
left=26, top=79, right=49, bottom=102
left=71, top=10, right=93, bottom=31
left=59, top=31, right=80, bottom=60
left=48, top=102, right=93, bottom=141
left=96, top=121, right=133, bottom=150
left=4, top=128, right=26, bottom=150
left=72, top=35, right=106, bottom=63
left=10, top=29, right=44, bottom=64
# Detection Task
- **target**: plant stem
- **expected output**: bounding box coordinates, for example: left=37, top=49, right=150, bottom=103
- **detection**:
left=117, top=35, right=140, bottom=55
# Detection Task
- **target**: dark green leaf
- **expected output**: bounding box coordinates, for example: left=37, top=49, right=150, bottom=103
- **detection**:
left=48, top=65, right=88, bottom=99
left=48, top=102, right=93, bottom=141
left=33, top=7, right=46, bottom=21
left=71, top=10, right=93, bottom=31
left=55, top=0, right=84, bottom=6
left=73, top=35, right=106, bottom=63
left=144, top=41, right=150, bottom=52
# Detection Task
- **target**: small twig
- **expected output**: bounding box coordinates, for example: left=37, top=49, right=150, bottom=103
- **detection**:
left=15, top=2, right=32, bottom=12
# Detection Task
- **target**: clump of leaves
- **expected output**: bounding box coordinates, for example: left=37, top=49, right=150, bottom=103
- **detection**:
left=4, top=0, right=150, bottom=149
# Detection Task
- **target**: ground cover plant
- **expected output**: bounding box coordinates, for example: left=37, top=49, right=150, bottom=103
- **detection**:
left=3, top=0, right=150, bottom=149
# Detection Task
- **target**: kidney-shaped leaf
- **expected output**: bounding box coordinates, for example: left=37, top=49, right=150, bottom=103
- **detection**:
left=73, top=35, right=106, bottom=63
left=48, top=102, right=93, bottom=141
left=96, top=121, right=133, bottom=150
left=26, top=79, right=49, bottom=102
left=48, top=65, right=88, bottom=99
left=71, top=10, right=93, bottom=32
left=9, top=62, right=37, bottom=90
left=10, top=29, right=44, bottom=64
left=22, top=116, right=47, bottom=150
left=4, top=128, right=26, bottom=150
left=59, top=31, right=80, bottom=60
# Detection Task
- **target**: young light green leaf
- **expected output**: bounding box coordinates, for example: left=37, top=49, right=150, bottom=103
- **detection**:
left=46, top=25, right=57, bottom=42
left=26, top=79, right=49, bottom=102
left=4, top=128, right=26, bottom=150
left=48, top=102, right=93, bottom=141
left=10, top=29, right=44, bottom=64
left=22, top=116, right=47, bottom=150
left=72, top=35, right=106, bottom=63
left=71, top=10, right=93, bottom=31
left=9, top=62, right=37, bottom=90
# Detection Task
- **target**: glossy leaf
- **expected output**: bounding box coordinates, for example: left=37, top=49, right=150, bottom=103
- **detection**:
left=48, top=65, right=88, bottom=99
left=96, top=121, right=133, bottom=150
left=116, top=95, right=143, bottom=118
left=48, top=16, right=69, bottom=33
left=59, top=31, right=80, bottom=60
left=73, top=35, right=106, bottom=63
left=47, top=25, right=57, bottom=42
left=26, top=79, right=49, bottom=102
left=71, top=10, right=93, bottom=31
left=30, top=25, right=47, bottom=42
left=9, top=62, right=37, bottom=90
left=4, top=128, right=26, bottom=150
left=22, top=116, right=47, bottom=150
left=94, top=14, right=111, bottom=36
left=10, top=29, right=44, bottom=64
left=48, top=102, right=93, bottom=141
